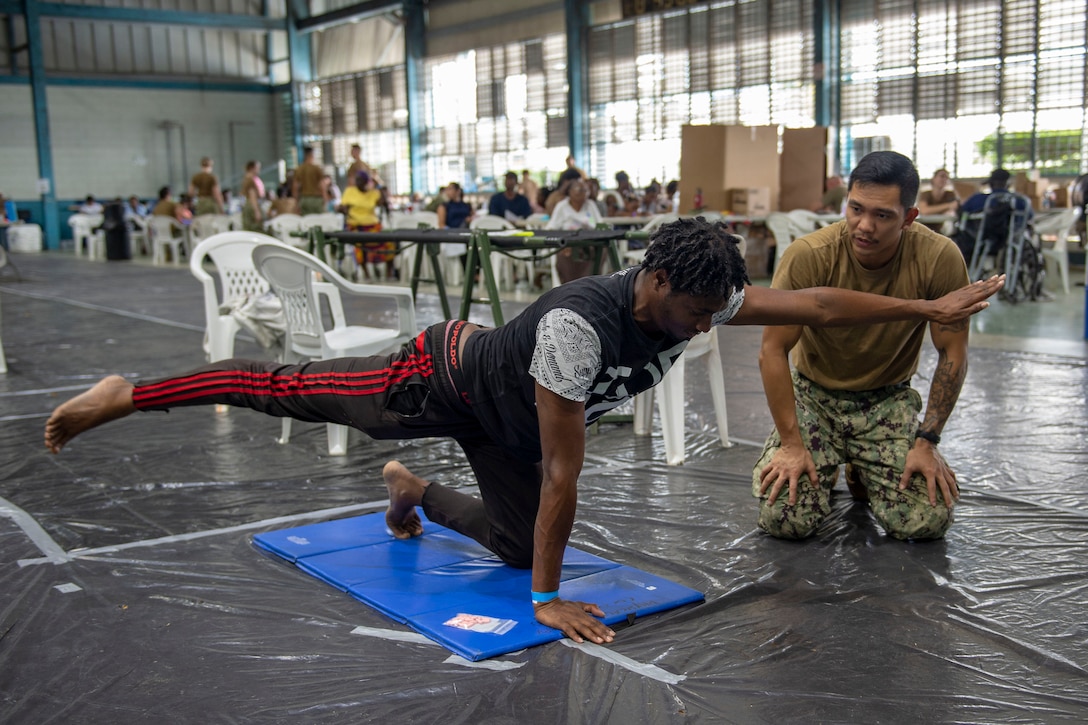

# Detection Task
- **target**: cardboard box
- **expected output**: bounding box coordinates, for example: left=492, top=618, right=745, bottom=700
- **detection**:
left=728, top=187, right=771, bottom=216
left=953, top=181, right=979, bottom=201
left=779, top=127, right=828, bottom=212
left=680, top=124, right=780, bottom=213
left=1052, top=187, right=1070, bottom=207
left=679, top=125, right=729, bottom=212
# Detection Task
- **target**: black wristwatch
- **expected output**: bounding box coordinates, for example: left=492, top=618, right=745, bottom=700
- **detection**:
left=915, top=429, right=941, bottom=445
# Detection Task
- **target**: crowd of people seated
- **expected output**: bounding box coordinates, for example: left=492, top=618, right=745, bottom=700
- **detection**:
left=58, top=142, right=1080, bottom=297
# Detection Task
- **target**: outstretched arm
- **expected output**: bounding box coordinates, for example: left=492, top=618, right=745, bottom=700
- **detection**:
left=900, top=319, right=969, bottom=508
left=531, top=383, right=615, bottom=645
left=728, top=275, right=1004, bottom=328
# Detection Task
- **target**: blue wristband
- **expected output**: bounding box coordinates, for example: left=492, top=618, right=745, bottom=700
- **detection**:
left=531, top=590, right=559, bottom=604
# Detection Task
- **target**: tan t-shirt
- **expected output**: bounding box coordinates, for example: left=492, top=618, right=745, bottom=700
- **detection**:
left=772, top=221, right=969, bottom=391
left=295, top=162, right=325, bottom=197
left=346, top=160, right=374, bottom=182
left=190, top=171, right=217, bottom=197
left=152, top=200, right=177, bottom=218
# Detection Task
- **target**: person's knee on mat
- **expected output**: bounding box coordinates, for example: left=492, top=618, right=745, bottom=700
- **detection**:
left=752, top=464, right=829, bottom=540
left=756, top=492, right=827, bottom=539
left=489, top=530, right=534, bottom=569
left=876, top=501, right=953, bottom=541
left=869, top=472, right=954, bottom=541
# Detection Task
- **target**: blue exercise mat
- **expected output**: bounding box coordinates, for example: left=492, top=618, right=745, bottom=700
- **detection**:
left=253, top=511, right=704, bottom=661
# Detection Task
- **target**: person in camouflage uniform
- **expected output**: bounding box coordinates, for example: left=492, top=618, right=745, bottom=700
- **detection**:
left=754, top=151, right=979, bottom=541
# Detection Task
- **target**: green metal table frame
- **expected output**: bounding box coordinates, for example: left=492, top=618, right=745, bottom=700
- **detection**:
left=307, top=227, right=624, bottom=326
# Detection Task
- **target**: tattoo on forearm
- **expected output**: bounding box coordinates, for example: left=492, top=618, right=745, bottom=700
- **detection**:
left=923, top=356, right=966, bottom=432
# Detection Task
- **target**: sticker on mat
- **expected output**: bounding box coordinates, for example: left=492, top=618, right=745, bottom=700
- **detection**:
left=444, top=613, right=516, bottom=635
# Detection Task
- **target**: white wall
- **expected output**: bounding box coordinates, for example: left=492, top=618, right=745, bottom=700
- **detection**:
left=49, top=85, right=280, bottom=199
left=0, top=84, right=280, bottom=202
left=0, top=86, right=42, bottom=199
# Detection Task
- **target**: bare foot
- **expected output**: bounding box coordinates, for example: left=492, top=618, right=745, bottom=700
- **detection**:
left=383, top=460, right=427, bottom=539
left=44, top=375, right=136, bottom=454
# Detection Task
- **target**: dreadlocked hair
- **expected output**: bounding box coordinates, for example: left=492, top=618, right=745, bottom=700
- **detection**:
left=640, top=216, right=750, bottom=299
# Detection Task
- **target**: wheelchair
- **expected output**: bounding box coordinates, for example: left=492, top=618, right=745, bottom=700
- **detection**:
left=955, top=191, right=1045, bottom=304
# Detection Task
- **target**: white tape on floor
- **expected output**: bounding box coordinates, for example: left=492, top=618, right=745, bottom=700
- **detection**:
left=560, top=639, right=686, bottom=684
left=0, top=496, right=69, bottom=564
left=17, top=499, right=389, bottom=567
left=0, top=286, right=204, bottom=332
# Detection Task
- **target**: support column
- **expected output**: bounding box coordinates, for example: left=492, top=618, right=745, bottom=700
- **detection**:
left=287, top=0, right=313, bottom=163
left=813, top=0, right=840, bottom=173
left=404, top=0, right=426, bottom=194
left=24, top=1, right=59, bottom=250
left=564, top=0, right=589, bottom=166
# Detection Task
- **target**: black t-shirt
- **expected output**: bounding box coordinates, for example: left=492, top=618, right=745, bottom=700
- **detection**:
left=458, top=268, right=744, bottom=461
left=488, top=192, right=532, bottom=220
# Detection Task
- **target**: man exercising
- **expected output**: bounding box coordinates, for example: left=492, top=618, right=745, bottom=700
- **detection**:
left=45, top=217, right=1002, bottom=645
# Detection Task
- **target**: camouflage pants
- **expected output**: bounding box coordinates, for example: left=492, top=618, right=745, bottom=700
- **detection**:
left=241, top=205, right=264, bottom=233
left=751, top=372, right=952, bottom=541
left=299, top=195, right=325, bottom=216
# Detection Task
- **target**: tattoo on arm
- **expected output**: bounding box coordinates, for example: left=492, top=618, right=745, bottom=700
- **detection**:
left=923, top=354, right=967, bottom=434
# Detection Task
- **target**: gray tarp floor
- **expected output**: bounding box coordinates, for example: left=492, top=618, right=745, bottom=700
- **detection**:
left=1, top=252, right=1087, bottom=723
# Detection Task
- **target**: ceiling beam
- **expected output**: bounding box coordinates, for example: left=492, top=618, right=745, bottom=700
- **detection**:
left=295, top=0, right=401, bottom=34
left=29, top=2, right=286, bottom=32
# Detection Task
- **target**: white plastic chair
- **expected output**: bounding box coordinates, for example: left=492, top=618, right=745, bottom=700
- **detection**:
left=149, top=216, right=186, bottom=265
left=523, top=213, right=550, bottom=229
left=415, top=210, right=466, bottom=286
left=252, top=243, right=417, bottom=456
left=190, top=214, right=235, bottom=247
left=1034, top=207, right=1080, bottom=294
left=470, top=214, right=515, bottom=231
left=387, top=211, right=416, bottom=230
left=787, top=209, right=830, bottom=234
left=413, top=211, right=439, bottom=228
left=68, top=214, right=105, bottom=259
left=763, top=212, right=797, bottom=270
left=641, top=213, right=679, bottom=233
left=613, top=213, right=681, bottom=278
left=471, top=215, right=527, bottom=290
left=301, top=212, right=345, bottom=232
left=633, top=327, right=730, bottom=466
left=129, top=216, right=150, bottom=257
left=190, top=231, right=292, bottom=362
left=265, top=213, right=306, bottom=247
left=383, top=210, right=434, bottom=285
left=298, top=212, right=348, bottom=271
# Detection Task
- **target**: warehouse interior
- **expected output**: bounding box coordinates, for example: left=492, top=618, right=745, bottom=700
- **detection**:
left=2, top=1, right=1088, bottom=722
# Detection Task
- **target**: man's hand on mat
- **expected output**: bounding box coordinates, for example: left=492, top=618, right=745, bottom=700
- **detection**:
left=758, top=442, right=819, bottom=506
left=534, top=599, right=614, bottom=644
left=925, top=274, right=1005, bottom=325
left=900, top=440, right=959, bottom=508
